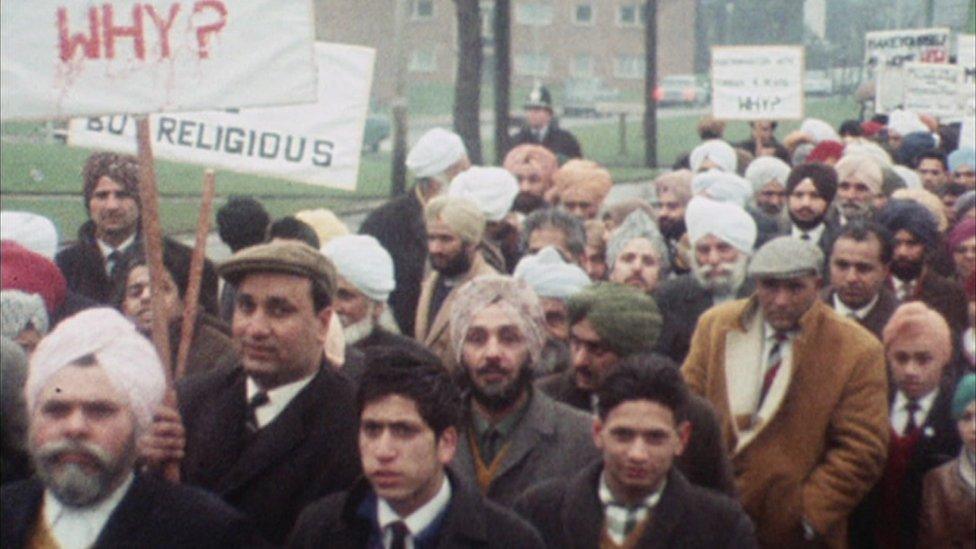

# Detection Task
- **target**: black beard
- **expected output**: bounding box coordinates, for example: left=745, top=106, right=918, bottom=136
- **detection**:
left=789, top=209, right=825, bottom=231
left=659, top=218, right=686, bottom=240
left=433, top=250, right=472, bottom=278
left=512, top=191, right=547, bottom=214
left=463, top=362, right=533, bottom=413
left=891, top=258, right=924, bottom=281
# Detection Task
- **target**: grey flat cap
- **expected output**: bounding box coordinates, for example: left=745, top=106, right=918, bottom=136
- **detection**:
left=748, top=236, right=824, bottom=279
left=218, top=240, right=337, bottom=297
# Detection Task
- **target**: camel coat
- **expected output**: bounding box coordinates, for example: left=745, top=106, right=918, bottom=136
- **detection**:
left=682, top=298, right=889, bottom=548
left=414, top=253, right=498, bottom=370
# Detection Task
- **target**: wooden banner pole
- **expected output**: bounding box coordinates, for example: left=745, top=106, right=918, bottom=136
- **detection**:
left=174, top=169, right=216, bottom=382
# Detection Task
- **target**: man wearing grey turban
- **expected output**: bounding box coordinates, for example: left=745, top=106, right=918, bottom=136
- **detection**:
left=448, top=275, right=598, bottom=506
left=1, top=308, right=256, bottom=547
left=606, top=210, right=670, bottom=294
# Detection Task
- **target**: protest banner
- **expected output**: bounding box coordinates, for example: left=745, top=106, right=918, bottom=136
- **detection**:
left=864, top=28, right=950, bottom=113
left=711, top=46, right=804, bottom=120
left=902, top=62, right=966, bottom=121
left=1, top=0, right=318, bottom=121
left=68, top=42, right=376, bottom=191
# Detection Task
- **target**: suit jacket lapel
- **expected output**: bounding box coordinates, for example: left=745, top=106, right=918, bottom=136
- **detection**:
left=216, top=370, right=323, bottom=496
left=492, top=393, right=556, bottom=483
left=94, top=476, right=154, bottom=546
left=415, top=273, right=439, bottom=342
left=637, top=470, right=689, bottom=548
left=185, top=370, right=248, bottom=489
left=561, top=462, right=604, bottom=549
left=724, top=311, right=763, bottom=452
left=2, top=479, right=44, bottom=548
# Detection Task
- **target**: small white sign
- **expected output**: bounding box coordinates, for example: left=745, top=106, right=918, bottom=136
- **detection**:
left=864, top=28, right=951, bottom=113
left=902, top=63, right=966, bottom=121
left=711, top=46, right=804, bottom=120
left=1, top=0, right=318, bottom=121
left=68, top=43, right=376, bottom=191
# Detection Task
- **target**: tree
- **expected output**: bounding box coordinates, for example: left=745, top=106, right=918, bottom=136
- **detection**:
left=643, top=0, right=658, bottom=168
left=454, top=0, right=483, bottom=165
left=493, top=0, right=512, bottom=164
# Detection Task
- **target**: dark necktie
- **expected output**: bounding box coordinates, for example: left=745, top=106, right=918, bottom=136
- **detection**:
left=800, top=232, right=811, bottom=241
left=389, top=521, right=409, bottom=549
left=245, top=391, right=269, bottom=435
left=903, top=399, right=920, bottom=435
left=107, top=250, right=121, bottom=277
left=758, top=332, right=788, bottom=410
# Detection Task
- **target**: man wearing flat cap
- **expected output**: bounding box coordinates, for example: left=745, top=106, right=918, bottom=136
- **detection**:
left=415, top=196, right=499, bottom=370
left=447, top=275, right=598, bottom=507
left=682, top=236, right=889, bottom=547
left=1, top=308, right=257, bottom=548
left=510, top=83, right=582, bottom=161
left=141, top=241, right=360, bottom=545
left=361, top=128, right=471, bottom=338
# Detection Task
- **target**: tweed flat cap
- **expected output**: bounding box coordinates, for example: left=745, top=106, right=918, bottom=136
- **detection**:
left=218, top=240, right=337, bottom=296
left=748, top=236, right=823, bottom=279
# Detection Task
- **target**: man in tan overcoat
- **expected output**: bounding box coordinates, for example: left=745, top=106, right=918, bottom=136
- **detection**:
left=683, top=236, right=889, bottom=548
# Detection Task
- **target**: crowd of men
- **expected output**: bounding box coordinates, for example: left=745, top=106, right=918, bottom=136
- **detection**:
left=1, top=84, right=975, bottom=548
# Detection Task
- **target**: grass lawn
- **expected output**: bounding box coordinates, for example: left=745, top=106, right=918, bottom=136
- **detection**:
left=1, top=96, right=859, bottom=237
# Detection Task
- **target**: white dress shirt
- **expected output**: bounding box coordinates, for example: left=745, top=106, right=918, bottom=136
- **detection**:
left=598, top=472, right=665, bottom=545
left=246, top=374, right=316, bottom=429
left=96, top=234, right=135, bottom=275
left=891, top=277, right=916, bottom=301
left=832, top=293, right=880, bottom=320
left=377, top=474, right=452, bottom=549
left=890, top=389, right=938, bottom=434
left=43, top=474, right=134, bottom=549
left=790, top=223, right=826, bottom=244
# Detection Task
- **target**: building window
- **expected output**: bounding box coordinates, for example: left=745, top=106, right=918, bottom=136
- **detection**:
left=409, top=49, right=437, bottom=73
left=616, top=4, right=644, bottom=27
left=613, top=55, right=644, bottom=79
left=574, top=4, right=594, bottom=25
left=515, top=2, right=554, bottom=26
left=571, top=54, right=594, bottom=77
left=515, top=52, right=551, bottom=77
left=411, top=0, right=434, bottom=20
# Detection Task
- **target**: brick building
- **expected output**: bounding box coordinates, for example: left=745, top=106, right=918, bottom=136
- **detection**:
left=315, top=0, right=698, bottom=104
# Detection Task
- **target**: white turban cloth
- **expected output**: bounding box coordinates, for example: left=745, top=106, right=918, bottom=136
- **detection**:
left=689, top=139, right=738, bottom=173
left=887, top=109, right=928, bottom=137
left=449, top=275, right=548, bottom=366
left=406, top=128, right=468, bottom=179
left=26, top=308, right=166, bottom=433
left=606, top=210, right=670, bottom=273
left=799, top=118, right=840, bottom=144
left=449, top=167, right=519, bottom=222
left=1, top=290, right=49, bottom=340
left=844, top=140, right=893, bottom=167
left=891, top=165, right=923, bottom=190
left=322, top=235, right=396, bottom=302
left=744, top=157, right=791, bottom=194
left=0, top=212, right=59, bottom=259
left=692, top=170, right=753, bottom=208
left=513, top=246, right=591, bottom=300
left=685, top=196, right=757, bottom=254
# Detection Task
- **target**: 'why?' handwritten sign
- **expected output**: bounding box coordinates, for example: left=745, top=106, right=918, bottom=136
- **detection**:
left=711, top=46, right=804, bottom=120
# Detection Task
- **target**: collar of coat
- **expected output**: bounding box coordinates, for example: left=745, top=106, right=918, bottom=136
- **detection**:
left=732, top=295, right=830, bottom=340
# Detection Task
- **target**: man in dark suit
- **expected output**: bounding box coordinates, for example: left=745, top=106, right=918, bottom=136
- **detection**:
left=823, top=220, right=900, bottom=340
left=447, top=276, right=598, bottom=506
left=288, top=347, right=544, bottom=548
left=510, top=84, right=583, bottom=161
left=55, top=151, right=218, bottom=315
left=2, top=308, right=255, bottom=548
left=515, top=359, right=757, bottom=548
left=360, top=128, right=471, bottom=338
left=786, top=162, right=841, bottom=258
left=141, top=241, right=361, bottom=545
left=655, top=197, right=757, bottom=364
left=849, top=302, right=962, bottom=548
left=734, top=120, right=790, bottom=163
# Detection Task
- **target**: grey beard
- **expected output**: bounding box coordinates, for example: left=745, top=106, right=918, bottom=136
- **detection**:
left=689, top=251, right=749, bottom=297
left=341, top=315, right=376, bottom=346
left=32, top=437, right=135, bottom=508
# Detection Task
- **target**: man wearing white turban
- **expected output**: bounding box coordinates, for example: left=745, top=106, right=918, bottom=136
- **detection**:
left=1, top=308, right=255, bottom=548
left=692, top=170, right=753, bottom=207
left=322, top=235, right=428, bottom=358
left=654, top=197, right=757, bottom=363
left=450, top=167, right=522, bottom=271
left=361, top=127, right=471, bottom=338
left=447, top=275, right=598, bottom=506
left=514, top=246, right=592, bottom=376
left=689, top=139, right=738, bottom=173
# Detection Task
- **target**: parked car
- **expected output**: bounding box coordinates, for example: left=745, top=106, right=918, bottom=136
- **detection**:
left=362, top=114, right=390, bottom=153
left=654, top=74, right=709, bottom=106
left=563, top=77, right=621, bottom=117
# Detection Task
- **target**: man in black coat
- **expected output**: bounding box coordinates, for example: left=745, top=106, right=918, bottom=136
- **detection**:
left=515, top=361, right=756, bottom=548
left=140, top=241, right=361, bottom=545
left=288, top=347, right=544, bottom=548
left=3, top=307, right=258, bottom=548
left=733, top=120, right=790, bottom=163
left=55, top=151, right=218, bottom=314
left=510, top=84, right=583, bottom=162
left=360, top=128, right=471, bottom=337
